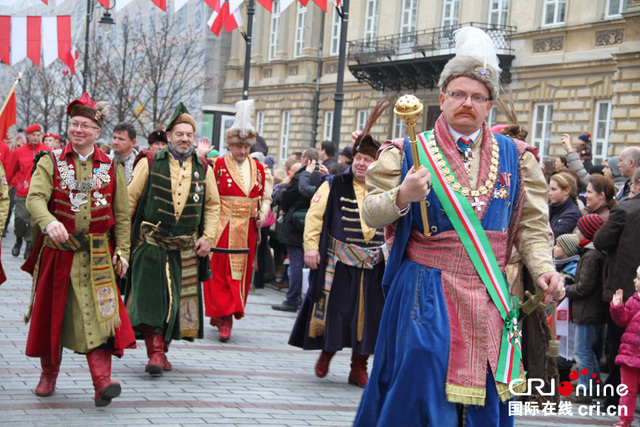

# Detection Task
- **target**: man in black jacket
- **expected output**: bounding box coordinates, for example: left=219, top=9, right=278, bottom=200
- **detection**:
left=272, top=149, right=321, bottom=312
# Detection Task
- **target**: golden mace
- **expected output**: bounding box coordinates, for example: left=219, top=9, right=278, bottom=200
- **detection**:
left=394, top=94, right=431, bottom=237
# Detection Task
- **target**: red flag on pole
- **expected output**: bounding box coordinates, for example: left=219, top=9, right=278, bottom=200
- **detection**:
left=0, top=92, right=16, bottom=146
left=311, top=0, right=327, bottom=12
left=150, top=0, right=167, bottom=12
left=257, top=0, right=272, bottom=12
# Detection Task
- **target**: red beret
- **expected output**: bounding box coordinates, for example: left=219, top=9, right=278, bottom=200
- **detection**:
left=25, top=124, right=42, bottom=134
left=43, top=132, right=55, bottom=139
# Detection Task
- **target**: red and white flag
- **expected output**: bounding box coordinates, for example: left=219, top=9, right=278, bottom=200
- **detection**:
left=0, top=15, right=74, bottom=73
left=225, top=6, right=243, bottom=32
left=150, top=0, right=167, bottom=12
left=0, top=92, right=16, bottom=146
left=207, top=0, right=229, bottom=36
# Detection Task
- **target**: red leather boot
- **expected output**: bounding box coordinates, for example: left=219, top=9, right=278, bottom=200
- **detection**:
left=86, top=349, right=121, bottom=407
left=144, top=334, right=165, bottom=375
left=210, top=317, right=220, bottom=330
left=348, top=354, right=369, bottom=388
left=219, top=315, right=233, bottom=342
left=35, top=356, right=61, bottom=397
left=315, top=351, right=336, bottom=378
left=162, top=340, right=172, bottom=371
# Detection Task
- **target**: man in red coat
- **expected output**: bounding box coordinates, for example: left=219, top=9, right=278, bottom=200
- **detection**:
left=24, top=93, right=135, bottom=407
left=6, top=124, right=51, bottom=258
left=203, top=100, right=272, bottom=342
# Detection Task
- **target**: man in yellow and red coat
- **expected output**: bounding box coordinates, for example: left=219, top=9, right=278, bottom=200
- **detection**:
left=203, top=99, right=273, bottom=342
left=6, top=123, right=51, bottom=258
left=23, top=93, right=135, bottom=407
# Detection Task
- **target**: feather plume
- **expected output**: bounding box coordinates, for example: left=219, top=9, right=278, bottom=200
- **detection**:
left=454, top=26, right=501, bottom=73
left=229, top=100, right=256, bottom=138
left=361, top=98, right=394, bottom=138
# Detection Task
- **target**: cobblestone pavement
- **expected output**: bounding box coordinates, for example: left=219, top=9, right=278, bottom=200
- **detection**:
left=0, top=231, right=623, bottom=426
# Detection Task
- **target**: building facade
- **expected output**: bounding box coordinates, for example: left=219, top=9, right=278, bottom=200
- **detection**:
left=222, top=0, right=639, bottom=164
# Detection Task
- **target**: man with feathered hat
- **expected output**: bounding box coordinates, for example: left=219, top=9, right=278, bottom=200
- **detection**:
left=126, top=102, right=220, bottom=376
left=202, top=99, right=273, bottom=342
left=354, top=27, right=564, bottom=426
left=6, top=123, right=51, bottom=258
left=23, top=93, right=136, bottom=407
left=288, top=100, right=390, bottom=388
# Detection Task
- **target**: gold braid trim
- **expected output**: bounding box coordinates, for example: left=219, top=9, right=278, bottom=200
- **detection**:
left=445, top=383, right=486, bottom=406
left=496, top=372, right=527, bottom=402
left=520, top=242, right=549, bottom=258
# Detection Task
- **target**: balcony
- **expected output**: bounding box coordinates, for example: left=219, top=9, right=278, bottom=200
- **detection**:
left=348, top=23, right=516, bottom=92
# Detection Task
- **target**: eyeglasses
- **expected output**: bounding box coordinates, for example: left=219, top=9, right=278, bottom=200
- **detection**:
left=69, top=121, right=100, bottom=131
left=444, top=91, right=491, bottom=104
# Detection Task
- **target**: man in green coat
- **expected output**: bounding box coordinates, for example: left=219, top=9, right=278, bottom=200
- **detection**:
left=127, top=103, right=220, bottom=375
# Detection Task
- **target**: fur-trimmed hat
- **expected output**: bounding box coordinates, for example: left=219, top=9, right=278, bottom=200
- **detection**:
left=67, top=93, right=110, bottom=128
left=438, top=26, right=501, bottom=101
left=556, top=233, right=580, bottom=258
left=166, top=102, right=196, bottom=132
left=148, top=130, right=168, bottom=146
left=25, top=124, right=42, bottom=134
left=226, top=100, right=257, bottom=146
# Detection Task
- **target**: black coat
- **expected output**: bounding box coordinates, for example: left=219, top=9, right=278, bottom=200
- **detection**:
left=278, top=168, right=315, bottom=248
left=549, top=197, right=582, bottom=239
left=594, top=193, right=640, bottom=302
left=564, top=246, right=607, bottom=325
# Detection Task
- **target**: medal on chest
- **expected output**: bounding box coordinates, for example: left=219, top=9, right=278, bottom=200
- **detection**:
left=56, top=151, right=111, bottom=212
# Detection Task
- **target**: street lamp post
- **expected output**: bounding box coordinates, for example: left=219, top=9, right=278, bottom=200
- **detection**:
left=241, top=0, right=256, bottom=100
left=331, top=0, right=349, bottom=153
left=82, top=0, right=115, bottom=93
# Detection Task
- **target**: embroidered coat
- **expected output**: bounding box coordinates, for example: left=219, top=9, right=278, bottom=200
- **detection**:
left=126, top=148, right=220, bottom=340
left=203, top=153, right=272, bottom=319
left=23, top=144, right=135, bottom=364
left=288, top=171, right=386, bottom=354
left=354, top=116, right=555, bottom=426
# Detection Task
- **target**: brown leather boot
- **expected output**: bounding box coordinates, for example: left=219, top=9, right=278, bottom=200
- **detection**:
left=315, top=351, right=336, bottom=378
left=86, top=349, right=121, bottom=407
left=348, top=354, right=369, bottom=388
left=144, top=334, right=165, bottom=375
left=35, top=356, right=61, bottom=397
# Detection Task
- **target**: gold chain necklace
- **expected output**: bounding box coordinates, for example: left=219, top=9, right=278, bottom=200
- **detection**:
left=428, top=131, right=499, bottom=198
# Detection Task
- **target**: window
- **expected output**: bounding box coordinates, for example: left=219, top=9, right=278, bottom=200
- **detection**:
left=294, top=4, right=307, bottom=58
left=442, top=0, right=460, bottom=28
left=532, top=104, right=553, bottom=161
left=324, top=111, right=334, bottom=141
left=401, top=0, right=417, bottom=38
left=364, top=0, right=379, bottom=42
left=256, top=111, right=264, bottom=136
left=593, top=101, right=612, bottom=165
left=488, top=0, right=509, bottom=27
left=606, top=0, right=628, bottom=17
left=542, top=0, right=566, bottom=26
left=269, top=0, right=280, bottom=61
left=392, top=116, right=405, bottom=140
left=279, top=110, right=290, bottom=160
left=356, top=110, right=368, bottom=131
left=330, top=8, right=341, bottom=55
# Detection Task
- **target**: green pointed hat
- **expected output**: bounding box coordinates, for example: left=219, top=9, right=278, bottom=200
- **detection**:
left=166, top=102, right=196, bottom=132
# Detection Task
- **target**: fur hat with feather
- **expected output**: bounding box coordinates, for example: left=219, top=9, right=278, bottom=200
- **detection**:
left=67, top=93, right=111, bottom=128
left=226, top=100, right=257, bottom=146
left=438, top=26, right=502, bottom=100
left=352, top=98, right=393, bottom=159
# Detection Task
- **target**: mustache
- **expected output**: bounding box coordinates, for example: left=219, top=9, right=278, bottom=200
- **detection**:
left=453, top=108, right=478, bottom=119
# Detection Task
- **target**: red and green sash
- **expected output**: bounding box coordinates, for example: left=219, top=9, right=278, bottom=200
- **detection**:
left=416, top=130, right=521, bottom=384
